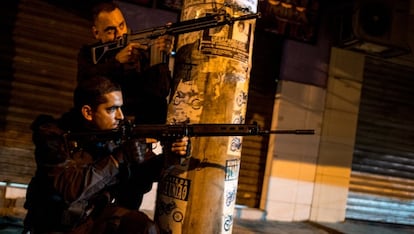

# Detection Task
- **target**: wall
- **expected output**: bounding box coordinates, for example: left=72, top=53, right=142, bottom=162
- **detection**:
left=265, top=80, right=325, bottom=221
left=260, top=1, right=364, bottom=221
left=310, top=48, right=364, bottom=222
left=262, top=47, right=365, bottom=222
left=261, top=0, right=414, bottom=222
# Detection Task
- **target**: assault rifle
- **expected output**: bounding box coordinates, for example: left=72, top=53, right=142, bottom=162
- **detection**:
left=91, top=12, right=261, bottom=64
left=64, top=122, right=314, bottom=149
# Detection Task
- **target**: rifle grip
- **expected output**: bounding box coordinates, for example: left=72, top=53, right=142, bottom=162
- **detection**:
left=186, top=138, right=192, bottom=158
left=150, top=47, right=169, bottom=66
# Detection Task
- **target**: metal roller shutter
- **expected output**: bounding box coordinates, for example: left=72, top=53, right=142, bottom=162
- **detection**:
left=0, top=0, right=93, bottom=184
left=347, top=57, right=414, bottom=225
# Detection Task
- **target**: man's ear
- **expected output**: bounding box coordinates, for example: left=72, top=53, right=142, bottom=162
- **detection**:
left=81, top=105, right=93, bottom=121
left=92, top=26, right=99, bottom=40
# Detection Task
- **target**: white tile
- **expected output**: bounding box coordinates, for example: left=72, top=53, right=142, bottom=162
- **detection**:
left=325, top=78, right=362, bottom=113
left=295, top=181, right=315, bottom=205
left=321, top=110, right=358, bottom=143
left=329, top=48, right=365, bottom=82
left=293, top=204, right=311, bottom=221
left=321, top=182, right=349, bottom=209
left=310, top=206, right=347, bottom=222
left=266, top=200, right=295, bottom=221
left=268, top=177, right=298, bottom=203
left=275, top=135, right=320, bottom=157
left=312, top=176, right=350, bottom=210
left=305, top=85, right=327, bottom=111
left=278, top=81, right=326, bottom=111
left=298, top=160, right=317, bottom=183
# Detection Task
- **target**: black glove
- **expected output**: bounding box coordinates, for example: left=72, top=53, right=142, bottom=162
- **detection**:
left=121, top=138, right=155, bottom=164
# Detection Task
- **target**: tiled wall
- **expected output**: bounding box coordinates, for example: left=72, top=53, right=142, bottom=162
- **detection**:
left=310, top=48, right=364, bottom=222
left=264, top=48, right=365, bottom=222
left=265, top=80, right=325, bottom=221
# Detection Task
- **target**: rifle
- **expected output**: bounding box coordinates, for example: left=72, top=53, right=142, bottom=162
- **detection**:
left=64, top=122, right=314, bottom=151
left=91, top=12, right=261, bottom=64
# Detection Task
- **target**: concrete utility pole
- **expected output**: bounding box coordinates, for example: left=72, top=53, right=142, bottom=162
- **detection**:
left=155, top=0, right=258, bottom=233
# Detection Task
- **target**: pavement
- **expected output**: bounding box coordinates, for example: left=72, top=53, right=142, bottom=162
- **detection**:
left=233, top=219, right=414, bottom=234
left=1, top=215, right=414, bottom=234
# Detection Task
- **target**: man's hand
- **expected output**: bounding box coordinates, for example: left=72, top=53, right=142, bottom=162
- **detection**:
left=150, top=35, right=174, bottom=66
left=153, top=35, right=174, bottom=54
left=119, top=138, right=148, bottom=164
left=171, top=136, right=189, bottom=156
left=115, top=42, right=148, bottom=64
left=114, top=33, right=173, bottom=66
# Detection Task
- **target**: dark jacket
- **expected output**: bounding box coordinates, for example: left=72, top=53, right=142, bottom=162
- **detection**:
left=23, top=112, right=164, bottom=233
left=77, top=44, right=171, bottom=124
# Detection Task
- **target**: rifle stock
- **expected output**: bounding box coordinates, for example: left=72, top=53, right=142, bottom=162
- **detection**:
left=91, top=12, right=261, bottom=64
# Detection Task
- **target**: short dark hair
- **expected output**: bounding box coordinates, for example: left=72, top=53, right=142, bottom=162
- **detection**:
left=91, top=1, right=120, bottom=23
left=73, top=76, right=122, bottom=110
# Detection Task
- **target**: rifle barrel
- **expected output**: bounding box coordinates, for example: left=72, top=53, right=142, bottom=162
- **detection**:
left=260, top=129, right=315, bottom=135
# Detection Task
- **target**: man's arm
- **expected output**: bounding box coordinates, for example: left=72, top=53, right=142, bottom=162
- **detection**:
left=77, top=44, right=125, bottom=83
left=32, top=118, right=121, bottom=203
left=77, top=44, right=170, bottom=97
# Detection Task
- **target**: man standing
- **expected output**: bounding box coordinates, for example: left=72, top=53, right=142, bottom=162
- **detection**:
left=23, top=76, right=188, bottom=233
left=77, top=2, right=174, bottom=124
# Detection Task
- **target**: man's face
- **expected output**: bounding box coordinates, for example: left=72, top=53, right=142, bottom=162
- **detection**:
left=92, top=91, right=124, bottom=130
left=93, top=8, right=128, bottom=43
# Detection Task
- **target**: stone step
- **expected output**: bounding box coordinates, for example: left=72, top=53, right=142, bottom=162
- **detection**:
left=234, top=204, right=267, bottom=221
